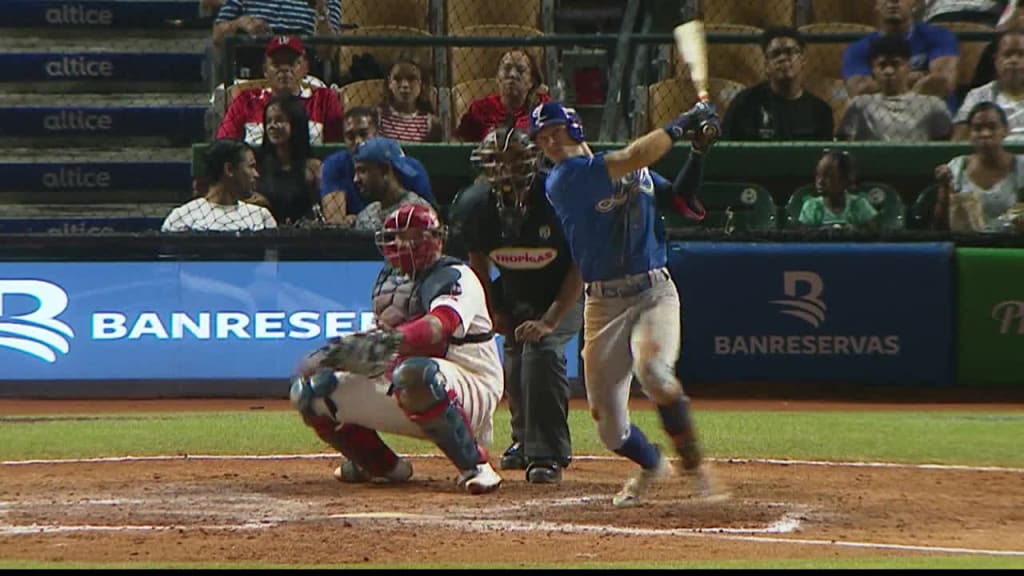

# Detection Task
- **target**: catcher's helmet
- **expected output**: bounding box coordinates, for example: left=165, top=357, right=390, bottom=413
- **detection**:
left=529, top=101, right=585, bottom=143
left=470, top=126, right=540, bottom=239
left=375, top=204, right=447, bottom=275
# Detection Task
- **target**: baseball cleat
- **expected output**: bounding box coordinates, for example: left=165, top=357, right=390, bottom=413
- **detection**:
left=684, top=464, right=730, bottom=502
left=500, top=442, right=528, bottom=470
left=525, top=460, right=563, bottom=484
left=458, top=462, right=503, bottom=494
left=333, top=458, right=413, bottom=484
left=612, top=451, right=672, bottom=508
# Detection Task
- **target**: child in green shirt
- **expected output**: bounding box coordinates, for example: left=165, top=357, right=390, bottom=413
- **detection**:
left=799, top=150, right=878, bottom=229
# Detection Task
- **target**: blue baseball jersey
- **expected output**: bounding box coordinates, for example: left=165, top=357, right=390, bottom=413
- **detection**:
left=544, top=153, right=672, bottom=283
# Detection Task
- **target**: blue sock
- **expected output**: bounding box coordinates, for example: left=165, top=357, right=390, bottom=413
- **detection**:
left=657, top=396, right=694, bottom=439
left=613, top=424, right=661, bottom=469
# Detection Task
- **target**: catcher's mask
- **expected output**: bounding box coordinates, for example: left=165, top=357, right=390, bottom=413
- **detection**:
left=470, top=126, right=540, bottom=240
left=375, top=204, right=447, bottom=275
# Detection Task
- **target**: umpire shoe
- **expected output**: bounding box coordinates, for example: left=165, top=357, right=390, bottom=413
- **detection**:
left=612, top=449, right=672, bottom=508
left=526, top=460, right=562, bottom=484
left=458, top=462, right=503, bottom=495
left=334, top=458, right=414, bottom=484
left=500, top=442, right=528, bottom=470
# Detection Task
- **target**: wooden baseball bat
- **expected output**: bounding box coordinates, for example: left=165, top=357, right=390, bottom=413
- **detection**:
left=673, top=20, right=710, bottom=103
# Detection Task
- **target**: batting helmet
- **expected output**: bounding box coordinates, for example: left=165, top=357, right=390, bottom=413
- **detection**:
left=529, top=101, right=585, bottom=143
left=375, top=204, right=447, bottom=275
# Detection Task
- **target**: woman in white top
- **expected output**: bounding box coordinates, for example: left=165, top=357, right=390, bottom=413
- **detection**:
left=162, top=139, right=278, bottom=232
left=934, top=101, right=1024, bottom=232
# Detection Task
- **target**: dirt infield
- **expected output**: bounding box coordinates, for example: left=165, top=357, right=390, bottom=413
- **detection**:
left=1, top=397, right=1023, bottom=566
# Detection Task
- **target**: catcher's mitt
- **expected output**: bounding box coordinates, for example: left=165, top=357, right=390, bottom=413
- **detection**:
left=315, top=329, right=404, bottom=377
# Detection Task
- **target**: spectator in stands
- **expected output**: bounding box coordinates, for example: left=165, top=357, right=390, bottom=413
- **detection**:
left=349, top=138, right=434, bottom=232
left=217, top=36, right=343, bottom=146
left=252, top=95, right=323, bottom=226
left=798, top=150, right=879, bottom=230
left=843, top=0, right=960, bottom=107
left=163, top=139, right=277, bottom=232
left=721, top=27, right=835, bottom=141
left=838, top=35, right=954, bottom=141
left=970, top=1, right=1023, bottom=89
left=934, top=101, right=1024, bottom=231
left=379, top=55, right=442, bottom=143
left=924, top=0, right=1009, bottom=25
left=456, top=50, right=550, bottom=142
left=320, top=107, right=435, bottom=225
left=955, top=30, right=1024, bottom=140
left=212, top=0, right=341, bottom=80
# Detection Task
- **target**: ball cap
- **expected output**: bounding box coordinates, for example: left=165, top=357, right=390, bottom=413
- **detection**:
left=265, top=36, right=306, bottom=57
left=353, top=137, right=418, bottom=179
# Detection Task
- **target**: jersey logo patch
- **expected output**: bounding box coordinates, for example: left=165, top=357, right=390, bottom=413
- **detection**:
left=595, top=168, right=655, bottom=213
left=539, top=225, right=551, bottom=239
left=489, top=247, right=558, bottom=270
left=449, top=282, right=463, bottom=296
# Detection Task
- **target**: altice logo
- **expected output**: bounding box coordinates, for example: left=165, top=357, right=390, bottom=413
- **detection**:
left=770, top=271, right=827, bottom=328
left=0, top=280, right=75, bottom=363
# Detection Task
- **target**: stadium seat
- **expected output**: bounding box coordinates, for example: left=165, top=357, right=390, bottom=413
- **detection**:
left=859, top=181, right=906, bottom=230
left=341, top=0, right=430, bottom=32
left=337, top=26, right=433, bottom=81
left=665, top=182, right=778, bottom=231
left=673, top=24, right=765, bottom=87
left=804, top=75, right=849, bottom=135
left=909, top=184, right=939, bottom=230
left=933, top=21, right=994, bottom=87
left=798, top=23, right=875, bottom=84
left=784, top=183, right=816, bottom=227
left=807, top=0, right=877, bottom=26
left=647, top=77, right=746, bottom=131
left=447, top=0, right=541, bottom=33
left=451, top=77, right=496, bottom=136
left=336, top=79, right=438, bottom=111
left=450, top=25, right=544, bottom=87
left=700, top=0, right=794, bottom=28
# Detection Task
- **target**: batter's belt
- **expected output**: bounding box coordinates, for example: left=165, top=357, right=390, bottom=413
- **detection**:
left=584, top=267, right=671, bottom=298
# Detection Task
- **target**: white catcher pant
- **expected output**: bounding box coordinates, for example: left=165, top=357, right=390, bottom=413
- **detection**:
left=581, top=278, right=683, bottom=451
left=324, top=358, right=500, bottom=449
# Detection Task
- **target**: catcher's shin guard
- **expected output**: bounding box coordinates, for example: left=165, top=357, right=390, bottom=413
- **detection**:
left=391, top=357, right=487, bottom=472
left=290, top=370, right=400, bottom=476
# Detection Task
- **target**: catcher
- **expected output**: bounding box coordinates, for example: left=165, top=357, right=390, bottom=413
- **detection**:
left=289, top=203, right=504, bottom=494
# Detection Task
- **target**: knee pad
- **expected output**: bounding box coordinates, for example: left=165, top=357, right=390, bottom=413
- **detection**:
left=635, top=359, right=683, bottom=404
left=289, top=368, right=340, bottom=421
left=390, top=357, right=448, bottom=414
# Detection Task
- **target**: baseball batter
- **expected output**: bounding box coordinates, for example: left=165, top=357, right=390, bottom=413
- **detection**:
left=529, top=100, right=721, bottom=507
left=289, top=204, right=504, bottom=494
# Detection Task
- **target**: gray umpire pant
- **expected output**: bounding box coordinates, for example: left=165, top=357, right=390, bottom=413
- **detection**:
left=504, top=298, right=583, bottom=466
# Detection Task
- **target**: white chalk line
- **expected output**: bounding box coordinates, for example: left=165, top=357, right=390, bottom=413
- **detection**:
left=2, top=453, right=1022, bottom=474
left=325, top=512, right=1024, bottom=557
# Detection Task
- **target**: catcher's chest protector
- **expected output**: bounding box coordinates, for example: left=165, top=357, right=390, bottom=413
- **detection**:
left=372, top=267, right=424, bottom=329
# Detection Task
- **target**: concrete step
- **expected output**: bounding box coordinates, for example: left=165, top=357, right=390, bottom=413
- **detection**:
left=0, top=147, right=191, bottom=202
left=0, top=203, right=175, bottom=233
left=0, top=93, right=207, bottom=145
left=0, top=37, right=207, bottom=91
left=0, top=0, right=204, bottom=31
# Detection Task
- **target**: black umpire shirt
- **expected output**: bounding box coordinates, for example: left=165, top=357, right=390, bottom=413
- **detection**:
left=721, top=81, right=835, bottom=141
left=454, top=178, right=572, bottom=320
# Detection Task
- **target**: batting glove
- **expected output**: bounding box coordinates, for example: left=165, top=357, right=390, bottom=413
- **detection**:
left=663, top=101, right=719, bottom=142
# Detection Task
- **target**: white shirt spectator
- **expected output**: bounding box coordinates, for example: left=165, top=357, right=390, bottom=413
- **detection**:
left=955, top=81, right=1024, bottom=141
left=162, top=198, right=278, bottom=232
left=839, top=92, right=953, bottom=141
left=946, top=153, right=1024, bottom=231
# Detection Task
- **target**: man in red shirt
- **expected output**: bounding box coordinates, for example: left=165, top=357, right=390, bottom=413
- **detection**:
left=217, top=36, right=343, bottom=145
left=456, top=50, right=550, bottom=142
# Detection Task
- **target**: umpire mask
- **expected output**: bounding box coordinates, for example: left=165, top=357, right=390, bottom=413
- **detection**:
left=470, top=126, right=540, bottom=240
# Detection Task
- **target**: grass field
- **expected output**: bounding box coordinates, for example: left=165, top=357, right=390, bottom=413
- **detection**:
left=1, top=406, right=1022, bottom=569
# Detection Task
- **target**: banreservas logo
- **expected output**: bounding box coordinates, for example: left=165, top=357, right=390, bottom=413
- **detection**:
left=714, top=270, right=901, bottom=357
left=92, top=311, right=378, bottom=340
left=0, top=280, right=75, bottom=363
